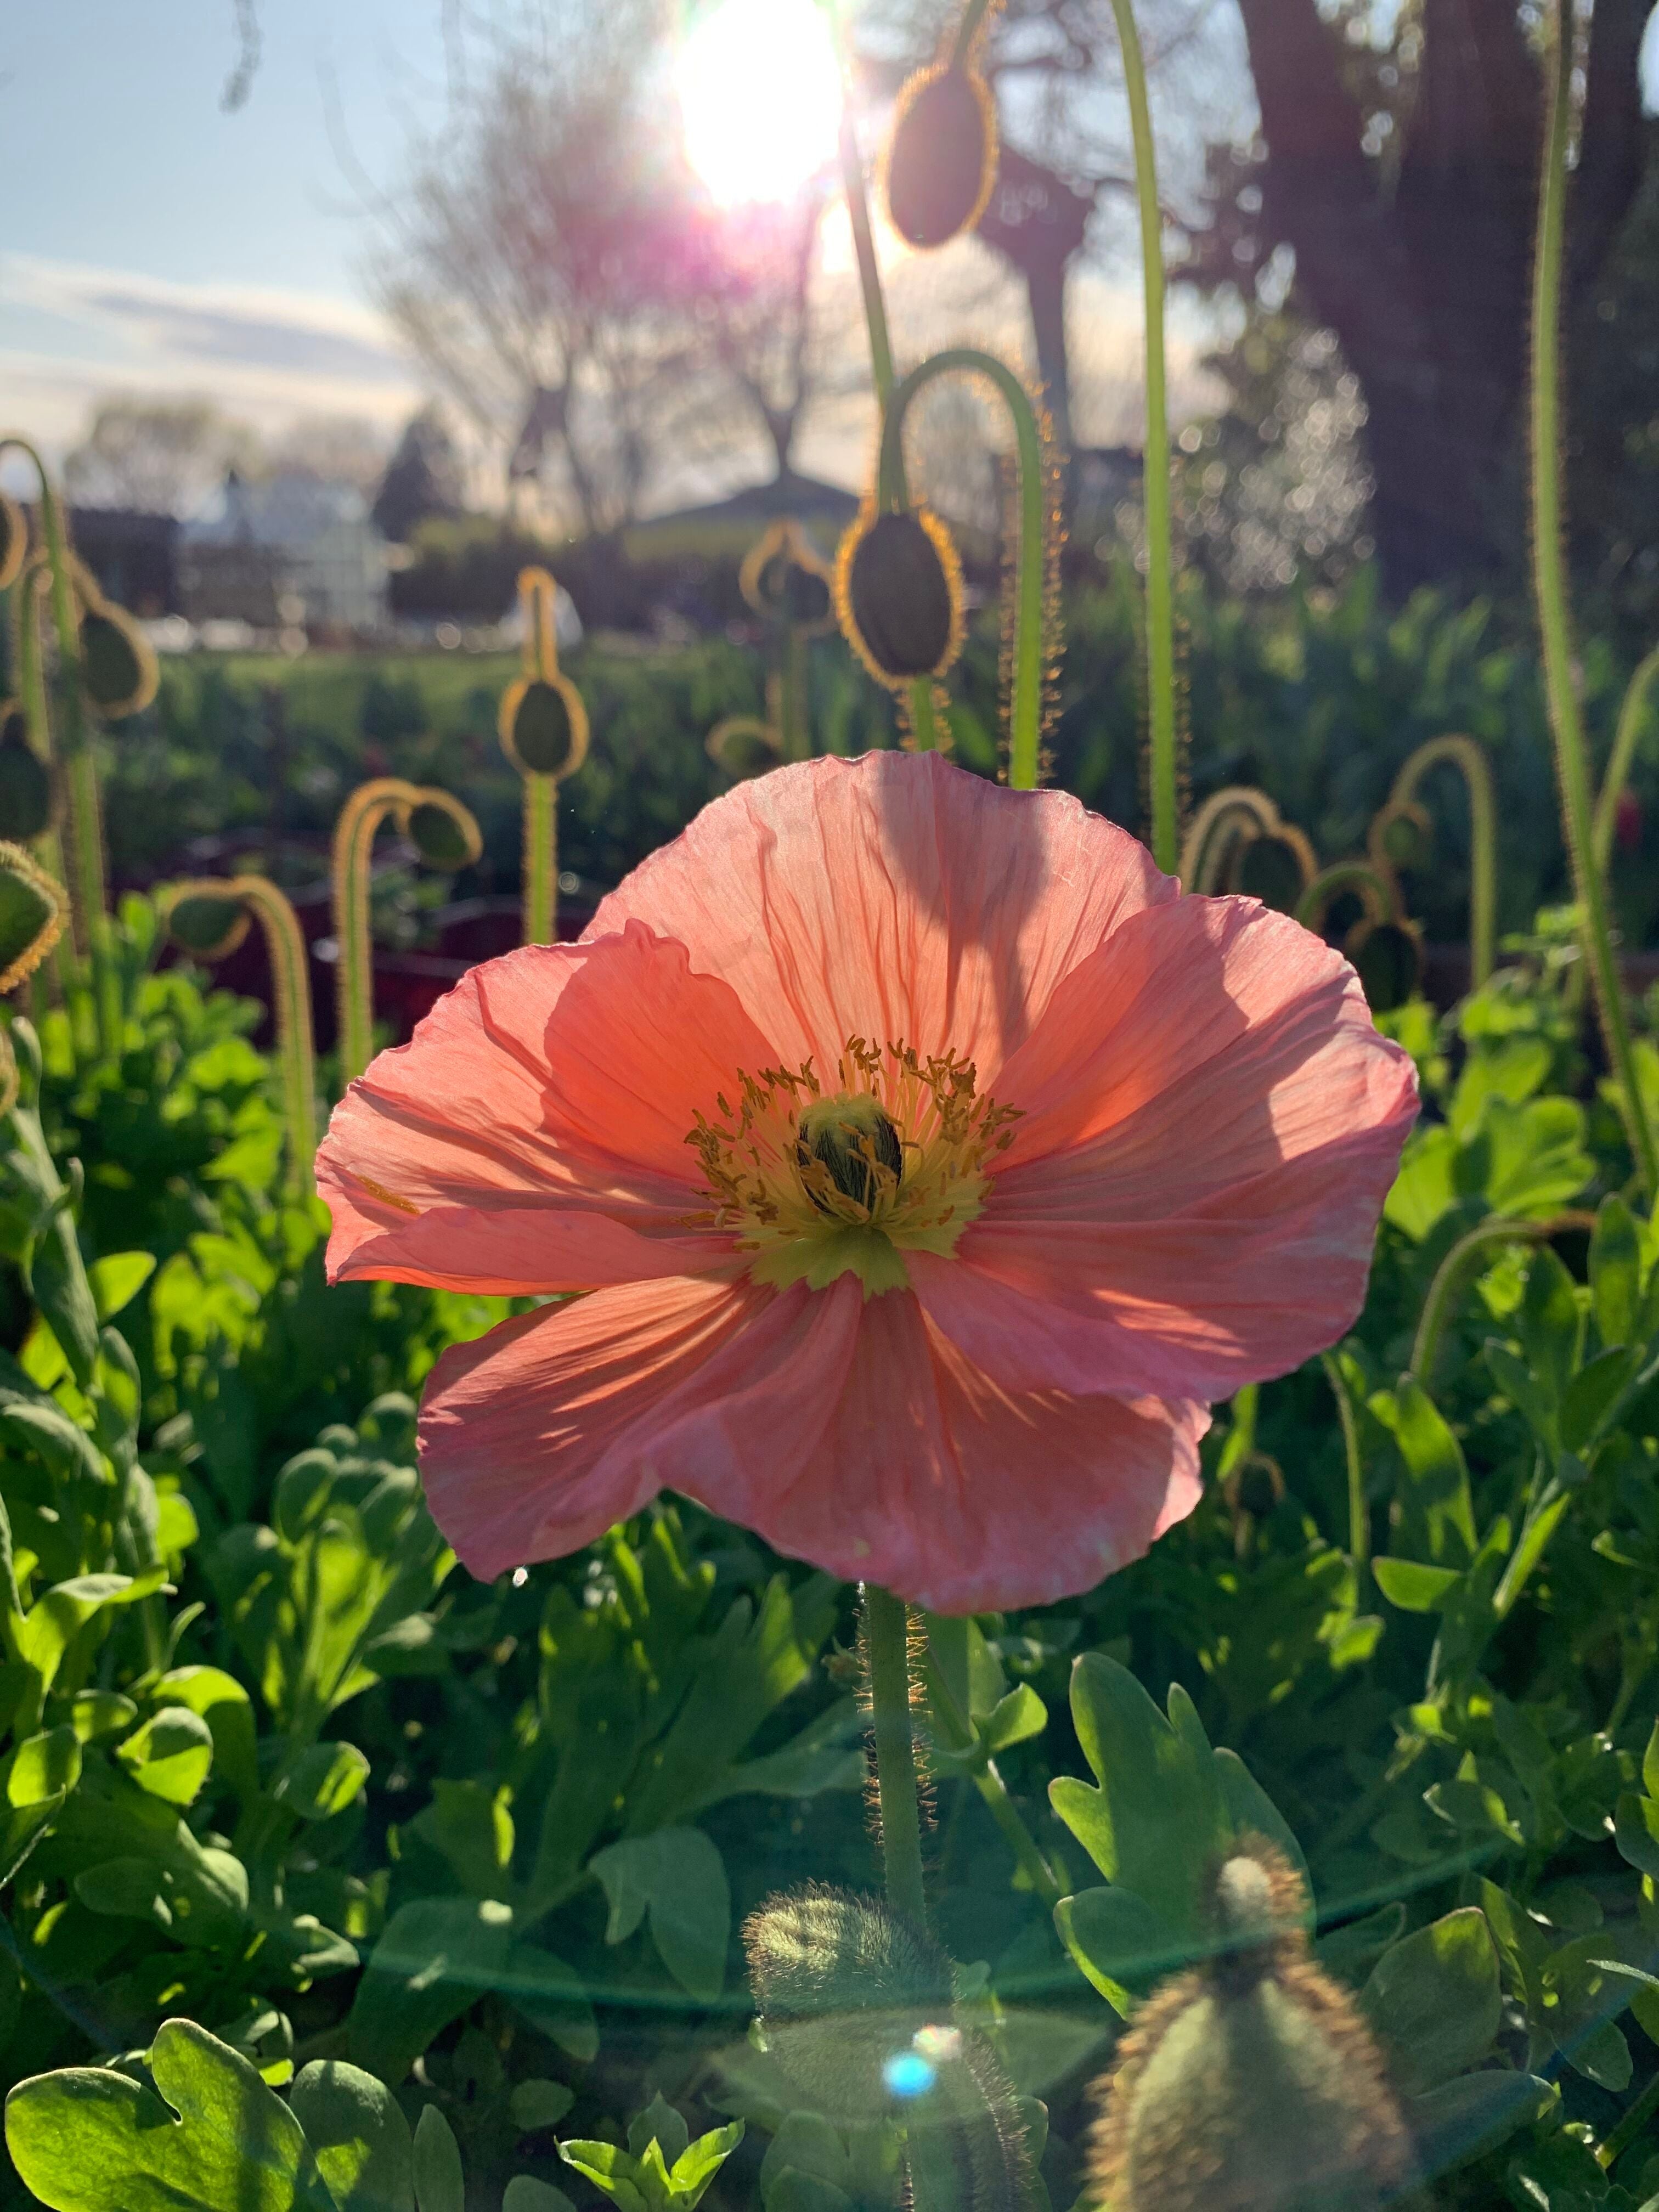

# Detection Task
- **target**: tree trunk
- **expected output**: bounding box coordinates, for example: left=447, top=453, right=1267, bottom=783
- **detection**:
left=977, top=146, right=1093, bottom=474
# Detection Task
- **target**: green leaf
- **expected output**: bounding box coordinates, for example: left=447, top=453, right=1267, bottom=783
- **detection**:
left=5, top=1725, right=81, bottom=1807
left=0, top=1801, right=68, bottom=1891
left=408, top=1778, right=514, bottom=1898
left=278, top=1741, right=371, bottom=1823
left=503, top=2183, right=578, bottom=2212
left=17, top=1571, right=167, bottom=1697
left=88, top=1250, right=155, bottom=1322
left=630, top=2094, right=690, bottom=2167
left=1360, top=1909, right=1502, bottom=2092
left=982, top=1684, right=1047, bottom=1753
left=1369, top=1381, right=1476, bottom=1565
left=1409, top=2071, right=1556, bottom=2181
left=289, top=2060, right=415, bottom=2212
left=1590, top=1195, right=1642, bottom=1348
left=1617, top=1793, right=1659, bottom=1878
left=1644, top=1722, right=1659, bottom=1804
left=666, top=2121, right=745, bottom=2209
left=1372, top=1558, right=1463, bottom=1611
left=411, top=2106, right=464, bottom=2212
left=495, top=1943, right=599, bottom=2062
left=508, top=2080, right=575, bottom=2134
left=116, top=1706, right=215, bottom=1807
left=1053, top=1886, right=1183, bottom=2016
left=155, top=1667, right=258, bottom=1804
left=1562, top=1346, right=1637, bottom=1451
left=590, top=1827, right=731, bottom=2002
left=559, top=2140, right=650, bottom=2212
left=348, top=1897, right=515, bottom=2085
left=3, top=2017, right=336, bottom=2212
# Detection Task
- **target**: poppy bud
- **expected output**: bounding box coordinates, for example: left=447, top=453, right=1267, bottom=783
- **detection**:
left=0, top=494, right=26, bottom=594
left=499, top=673, right=590, bottom=780
left=706, top=716, right=782, bottom=781
left=740, top=520, right=834, bottom=633
left=1088, top=1840, right=1414, bottom=2212
left=78, top=604, right=157, bottom=720
left=0, top=843, right=66, bottom=992
left=884, top=63, right=998, bottom=250
left=1234, top=831, right=1314, bottom=915
left=835, top=506, right=964, bottom=688
left=1347, top=917, right=1423, bottom=1014
left=1616, top=788, right=1642, bottom=854
left=167, top=891, right=250, bottom=963
left=0, top=711, right=53, bottom=844
left=407, top=797, right=482, bottom=872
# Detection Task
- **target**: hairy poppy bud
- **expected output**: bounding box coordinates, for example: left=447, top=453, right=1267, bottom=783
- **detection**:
left=167, top=891, right=250, bottom=963
left=1234, top=830, right=1314, bottom=915
left=407, top=796, right=482, bottom=872
left=884, top=63, right=998, bottom=250
left=0, top=494, right=26, bottom=595
left=835, top=506, right=964, bottom=687
left=1347, top=918, right=1422, bottom=1014
left=1088, top=1839, right=1415, bottom=2212
left=499, top=673, right=590, bottom=780
left=0, top=843, right=65, bottom=992
left=740, top=519, right=835, bottom=633
left=0, top=710, right=53, bottom=844
left=79, top=603, right=157, bottom=720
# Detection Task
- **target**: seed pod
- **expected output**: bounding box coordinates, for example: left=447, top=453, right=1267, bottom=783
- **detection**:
left=1347, top=917, right=1423, bottom=1014
left=0, top=493, right=27, bottom=594
left=740, top=520, right=835, bottom=633
left=0, top=842, right=65, bottom=992
left=499, top=672, right=590, bottom=780
left=0, top=710, right=53, bottom=843
left=707, top=716, right=782, bottom=781
left=79, top=603, right=158, bottom=719
left=835, top=505, right=964, bottom=688
left=407, top=796, right=483, bottom=871
left=884, top=63, right=998, bottom=250
left=1234, top=830, right=1315, bottom=915
left=167, top=891, right=250, bottom=963
left=1088, top=1841, right=1415, bottom=2212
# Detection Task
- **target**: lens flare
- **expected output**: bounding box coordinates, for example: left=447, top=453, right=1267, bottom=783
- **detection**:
left=883, top=2051, right=936, bottom=2099
left=675, top=0, right=842, bottom=206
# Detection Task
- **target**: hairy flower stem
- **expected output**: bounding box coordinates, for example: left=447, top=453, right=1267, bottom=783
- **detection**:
left=1386, top=735, right=1498, bottom=986
left=1530, top=0, right=1658, bottom=1195
left=1295, top=860, right=1395, bottom=936
left=1410, top=1211, right=1598, bottom=1382
left=1105, top=0, right=1178, bottom=871
left=949, top=0, right=1000, bottom=65
left=1592, top=646, right=1659, bottom=876
left=863, top=1583, right=929, bottom=1928
left=828, top=5, right=939, bottom=755
left=878, top=351, right=1049, bottom=791
left=1321, top=1351, right=1369, bottom=1602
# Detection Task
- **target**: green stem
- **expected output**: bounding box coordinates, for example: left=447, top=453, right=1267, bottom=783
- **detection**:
left=1530, top=0, right=1658, bottom=1197
left=923, top=1634, right=1064, bottom=1908
left=864, top=1584, right=929, bottom=1928
left=1493, top=1483, right=1572, bottom=1623
left=1593, top=645, right=1659, bottom=877
left=1409, top=1211, right=1596, bottom=1382
left=524, top=772, right=557, bottom=946
left=1600, top=2059, right=1659, bottom=2173
left=1386, top=736, right=1498, bottom=986
left=1104, top=0, right=1177, bottom=870
left=1322, top=1351, right=1369, bottom=1601
left=949, top=0, right=997, bottom=67
left=1295, top=860, right=1395, bottom=935
left=879, top=349, right=1048, bottom=789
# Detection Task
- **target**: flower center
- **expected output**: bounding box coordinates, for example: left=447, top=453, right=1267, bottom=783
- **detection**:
left=686, top=1036, right=1020, bottom=1296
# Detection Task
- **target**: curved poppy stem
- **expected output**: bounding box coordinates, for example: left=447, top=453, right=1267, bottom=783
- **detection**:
left=1530, top=0, right=1658, bottom=1197
left=1409, top=1210, right=1597, bottom=1383
left=1592, top=645, right=1659, bottom=877
left=11, top=566, right=73, bottom=979
left=1385, top=735, right=1498, bottom=986
left=1103, top=0, right=1177, bottom=871
left=1321, top=1352, right=1369, bottom=1602
left=949, top=0, right=999, bottom=66
left=879, top=350, right=1050, bottom=790
left=863, top=1583, right=928, bottom=1929
left=165, top=876, right=318, bottom=1197
left=1295, top=860, right=1395, bottom=936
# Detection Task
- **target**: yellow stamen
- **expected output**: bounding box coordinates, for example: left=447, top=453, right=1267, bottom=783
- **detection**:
left=685, top=1035, right=1020, bottom=1296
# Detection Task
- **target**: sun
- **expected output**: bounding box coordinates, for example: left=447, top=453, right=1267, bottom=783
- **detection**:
left=675, top=0, right=843, bottom=207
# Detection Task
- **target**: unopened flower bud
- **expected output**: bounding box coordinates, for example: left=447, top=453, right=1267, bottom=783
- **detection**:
left=78, top=603, right=157, bottom=719
left=407, top=797, right=482, bottom=872
left=499, top=673, right=590, bottom=780
left=707, top=716, right=782, bottom=781
left=1347, top=918, right=1422, bottom=1014
left=884, top=63, right=998, bottom=250
left=167, top=891, right=250, bottom=963
left=0, top=710, right=53, bottom=844
left=0, top=843, right=66, bottom=992
left=835, top=506, right=964, bottom=687
left=1088, top=1840, right=1415, bottom=2211
left=740, top=520, right=834, bottom=632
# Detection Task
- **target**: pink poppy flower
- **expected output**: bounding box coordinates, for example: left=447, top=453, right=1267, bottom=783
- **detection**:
left=317, top=753, right=1417, bottom=1612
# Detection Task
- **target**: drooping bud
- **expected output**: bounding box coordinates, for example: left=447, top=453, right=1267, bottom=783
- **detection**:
left=167, top=890, right=251, bottom=963
left=884, top=63, right=998, bottom=250
left=499, top=672, right=590, bottom=780
left=407, top=796, right=483, bottom=872
left=835, top=506, right=964, bottom=689
left=740, top=519, right=835, bottom=632
left=1347, top=918, right=1423, bottom=1014
left=797, top=1094, right=904, bottom=1212
left=706, top=715, right=782, bottom=781
left=0, top=708, right=54, bottom=844
left=78, top=602, right=159, bottom=720
left=1088, top=1840, right=1414, bottom=2212
left=0, top=493, right=27, bottom=594
left=0, top=843, right=66, bottom=992
left=1234, top=828, right=1316, bottom=915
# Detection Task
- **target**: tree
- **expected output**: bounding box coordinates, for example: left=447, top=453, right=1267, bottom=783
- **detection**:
left=62, top=396, right=261, bottom=516
left=372, top=407, right=466, bottom=543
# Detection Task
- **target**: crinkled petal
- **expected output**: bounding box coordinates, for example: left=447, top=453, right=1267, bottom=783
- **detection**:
left=419, top=1274, right=862, bottom=1582
left=588, top=752, right=1175, bottom=1084
left=680, top=1289, right=1205, bottom=1612
left=915, top=896, right=1419, bottom=1398
left=319, top=921, right=776, bottom=1289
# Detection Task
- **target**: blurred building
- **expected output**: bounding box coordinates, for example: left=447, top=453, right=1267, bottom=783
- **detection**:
left=179, top=470, right=391, bottom=631
left=67, top=508, right=180, bottom=617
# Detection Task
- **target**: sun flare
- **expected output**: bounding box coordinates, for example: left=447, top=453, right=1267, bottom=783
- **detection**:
left=675, top=0, right=843, bottom=206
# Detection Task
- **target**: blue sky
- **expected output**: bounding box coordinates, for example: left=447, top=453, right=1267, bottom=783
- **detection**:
left=2, top=2, right=448, bottom=454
